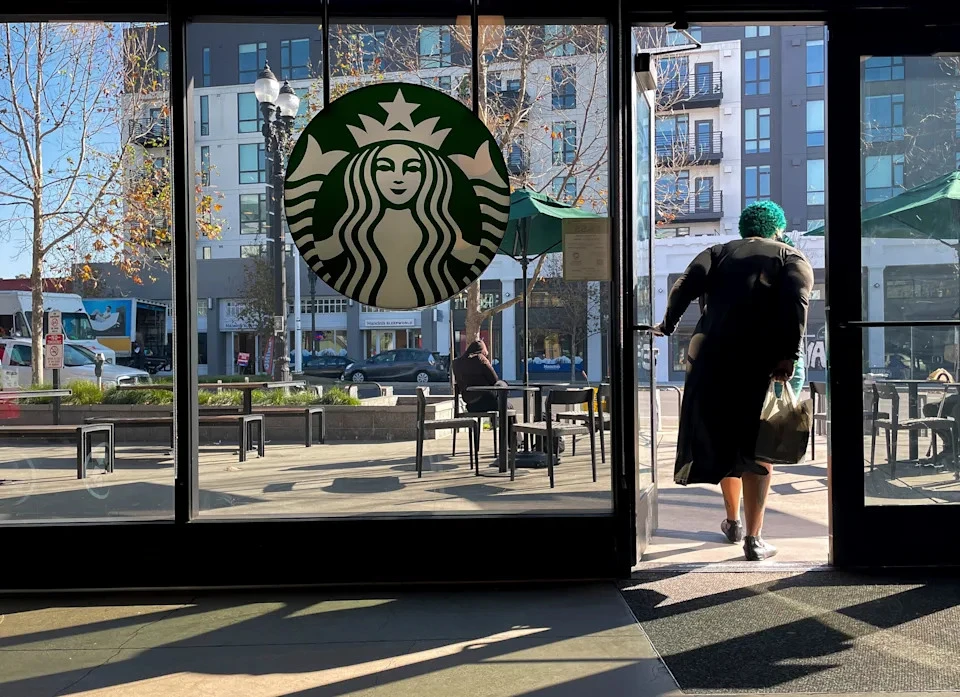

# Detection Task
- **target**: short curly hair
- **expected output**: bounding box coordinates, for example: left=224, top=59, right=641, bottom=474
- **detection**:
left=738, top=200, right=787, bottom=239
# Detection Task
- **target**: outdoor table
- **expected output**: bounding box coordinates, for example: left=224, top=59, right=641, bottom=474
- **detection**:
left=873, top=379, right=960, bottom=460
left=115, top=381, right=306, bottom=415
left=466, top=385, right=539, bottom=474
left=508, top=382, right=571, bottom=451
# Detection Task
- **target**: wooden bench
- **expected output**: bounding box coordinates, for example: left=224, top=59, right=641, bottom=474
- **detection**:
left=0, top=424, right=114, bottom=479
left=85, top=414, right=265, bottom=462
left=254, top=406, right=325, bottom=446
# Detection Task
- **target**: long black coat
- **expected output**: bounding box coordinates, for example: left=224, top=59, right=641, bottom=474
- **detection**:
left=661, top=238, right=814, bottom=485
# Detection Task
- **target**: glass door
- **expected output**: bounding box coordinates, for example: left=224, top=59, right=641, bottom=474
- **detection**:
left=631, top=36, right=658, bottom=558
left=829, top=23, right=960, bottom=566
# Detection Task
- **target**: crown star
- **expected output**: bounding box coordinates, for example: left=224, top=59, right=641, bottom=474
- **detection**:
left=380, top=91, right=418, bottom=131
left=346, top=87, right=451, bottom=150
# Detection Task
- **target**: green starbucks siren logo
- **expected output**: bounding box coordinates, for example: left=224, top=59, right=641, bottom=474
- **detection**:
left=284, top=84, right=511, bottom=310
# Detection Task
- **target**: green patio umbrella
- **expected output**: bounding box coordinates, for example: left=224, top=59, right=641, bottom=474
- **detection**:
left=500, top=189, right=604, bottom=385
left=805, top=170, right=960, bottom=239
left=806, top=170, right=960, bottom=374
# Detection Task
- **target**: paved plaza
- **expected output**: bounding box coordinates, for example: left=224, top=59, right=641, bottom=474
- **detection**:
left=1, top=392, right=957, bottom=569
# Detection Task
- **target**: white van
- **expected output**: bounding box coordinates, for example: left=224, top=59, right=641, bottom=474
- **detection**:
left=0, top=291, right=117, bottom=364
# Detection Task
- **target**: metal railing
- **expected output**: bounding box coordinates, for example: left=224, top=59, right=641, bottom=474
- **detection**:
left=659, top=190, right=724, bottom=221
left=130, top=118, right=169, bottom=147
left=655, top=131, right=723, bottom=163
left=659, top=71, right=723, bottom=105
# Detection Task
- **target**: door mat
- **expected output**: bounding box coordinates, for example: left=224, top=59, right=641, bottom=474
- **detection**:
left=620, top=571, right=960, bottom=693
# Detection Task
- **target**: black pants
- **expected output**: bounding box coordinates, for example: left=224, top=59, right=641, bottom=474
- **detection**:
left=466, top=394, right=498, bottom=413
left=923, top=394, right=960, bottom=449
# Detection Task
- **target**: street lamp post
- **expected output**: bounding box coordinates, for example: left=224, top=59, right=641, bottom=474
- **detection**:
left=255, top=63, right=300, bottom=381
left=308, top=272, right=317, bottom=355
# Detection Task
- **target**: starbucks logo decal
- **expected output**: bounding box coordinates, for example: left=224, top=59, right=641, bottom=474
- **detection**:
left=284, top=84, right=511, bottom=310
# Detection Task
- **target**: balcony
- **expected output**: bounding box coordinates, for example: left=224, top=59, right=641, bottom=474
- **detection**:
left=658, top=190, right=723, bottom=223
left=658, top=71, right=723, bottom=109
left=655, top=131, right=723, bottom=166
left=130, top=118, right=169, bottom=148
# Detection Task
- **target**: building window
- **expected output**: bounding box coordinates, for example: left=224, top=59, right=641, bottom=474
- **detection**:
left=745, top=25, right=771, bottom=38
left=807, top=159, right=825, bottom=205
left=200, top=146, right=211, bottom=186
left=551, top=65, right=576, bottom=109
left=744, top=107, right=771, bottom=153
left=745, top=165, right=771, bottom=205
left=806, top=39, right=824, bottom=87
left=658, top=170, right=690, bottom=206
left=955, top=92, right=960, bottom=137
left=199, top=95, right=209, bottom=136
left=419, top=26, right=452, bottom=68
left=807, top=219, right=824, bottom=232
left=806, top=100, right=825, bottom=146
left=863, top=94, right=904, bottom=142
left=427, top=75, right=452, bottom=93
left=864, top=154, right=904, bottom=202
left=202, top=47, right=211, bottom=86
left=294, top=88, right=310, bottom=130
left=552, top=176, right=577, bottom=202
left=744, top=49, right=771, bottom=96
left=552, top=121, right=577, bottom=165
left=201, top=246, right=213, bottom=260
left=695, top=177, right=714, bottom=211
left=156, top=48, right=169, bottom=74
left=655, top=114, right=688, bottom=156
left=864, top=56, right=904, bottom=82
left=239, top=193, right=268, bottom=235
left=658, top=56, right=688, bottom=96
left=239, top=42, right=267, bottom=83
left=240, top=245, right=265, bottom=258
left=545, top=25, right=576, bottom=56
left=238, top=93, right=263, bottom=133
left=239, top=143, right=266, bottom=184
left=280, top=38, right=311, bottom=80
left=664, top=27, right=700, bottom=45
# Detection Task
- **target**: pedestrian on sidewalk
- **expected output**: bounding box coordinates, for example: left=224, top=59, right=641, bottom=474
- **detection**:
left=653, top=200, right=814, bottom=561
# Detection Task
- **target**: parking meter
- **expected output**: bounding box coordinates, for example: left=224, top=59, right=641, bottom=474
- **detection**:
left=95, top=352, right=105, bottom=389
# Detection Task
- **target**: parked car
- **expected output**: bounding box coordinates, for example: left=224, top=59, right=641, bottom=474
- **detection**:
left=0, top=339, right=151, bottom=388
left=342, top=349, right=447, bottom=384
left=302, top=355, right=358, bottom=379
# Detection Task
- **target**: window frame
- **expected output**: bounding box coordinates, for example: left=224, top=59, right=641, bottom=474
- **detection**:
left=238, top=92, right=264, bottom=133
left=551, top=64, right=577, bottom=110
left=280, top=37, right=311, bottom=80
left=806, top=39, right=825, bottom=87
left=238, top=142, right=266, bottom=184
left=744, top=48, right=771, bottom=95
left=239, top=192, right=268, bottom=235
left=745, top=164, right=771, bottom=205
left=807, top=158, right=825, bottom=205
left=551, top=120, right=577, bottom=165
left=744, top=106, right=771, bottom=153
left=239, top=41, right=267, bottom=83
left=806, top=99, right=825, bottom=147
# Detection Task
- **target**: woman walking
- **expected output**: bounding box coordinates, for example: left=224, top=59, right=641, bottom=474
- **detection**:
left=654, top=201, right=814, bottom=561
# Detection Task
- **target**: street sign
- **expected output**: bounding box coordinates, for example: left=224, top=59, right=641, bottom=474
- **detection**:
left=46, top=334, right=64, bottom=369
left=48, top=310, right=63, bottom=336
left=273, top=316, right=284, bottom=334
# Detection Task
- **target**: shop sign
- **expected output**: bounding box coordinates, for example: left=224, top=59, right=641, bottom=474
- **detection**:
left=237, top=352, right=250, bottom=367
left=362, top=317, right=417, bottom=329
left=220, top=300, right=257, bottom=332
left=285, top=83, right=510, bottom=310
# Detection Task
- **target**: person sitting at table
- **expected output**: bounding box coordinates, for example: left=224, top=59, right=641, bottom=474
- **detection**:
left=922, top=368, right=959, bottom=461
left=453, top=339, right=504, bottom=413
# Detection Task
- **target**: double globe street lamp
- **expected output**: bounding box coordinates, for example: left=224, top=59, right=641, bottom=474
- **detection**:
left=254, top=62, right=300, bottom=381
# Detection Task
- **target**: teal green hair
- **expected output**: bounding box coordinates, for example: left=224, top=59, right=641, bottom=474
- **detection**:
left=738, top=200, right=787, bottom=239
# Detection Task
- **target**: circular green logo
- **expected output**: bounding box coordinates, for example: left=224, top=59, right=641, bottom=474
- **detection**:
left=285, top=83, right=510, bottom=310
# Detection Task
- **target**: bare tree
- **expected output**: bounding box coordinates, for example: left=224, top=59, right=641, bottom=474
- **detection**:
left=311, top=23, right=610, bottom=347
left=0, top=22, right=222, bottom=384
left=235, top=248, right=277, bottom=357
left=634, top=27, right=718, bottom=229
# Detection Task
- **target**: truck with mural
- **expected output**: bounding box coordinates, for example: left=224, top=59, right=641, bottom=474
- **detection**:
left=0, top=291, right=117, bottom=364
left=83, top=298, right=169, bottom=373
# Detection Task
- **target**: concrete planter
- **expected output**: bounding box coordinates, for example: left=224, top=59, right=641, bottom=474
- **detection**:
left=3, top=398, right=455, bottom=444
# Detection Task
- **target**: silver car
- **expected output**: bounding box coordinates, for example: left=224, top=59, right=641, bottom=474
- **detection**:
left=0, top=339, right=151, bottom=388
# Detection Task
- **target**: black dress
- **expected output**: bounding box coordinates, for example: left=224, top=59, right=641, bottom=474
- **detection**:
left=660, top=238, right=814, bottom=485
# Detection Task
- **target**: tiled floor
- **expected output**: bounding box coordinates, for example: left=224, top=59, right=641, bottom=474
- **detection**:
left=0, top=585, right=680, bottom=697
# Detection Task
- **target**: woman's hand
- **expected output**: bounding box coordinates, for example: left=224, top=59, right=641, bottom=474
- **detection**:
left=651, top=323, right=666, bottom=337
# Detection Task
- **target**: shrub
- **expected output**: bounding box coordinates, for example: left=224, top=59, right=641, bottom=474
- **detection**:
left=64, top=381, right=105, bottom=406
left=198, top=390, right=242, bottom=406
left=102, top=387, right=174, bottom=406
left=317, top=386, right=361, bottom=406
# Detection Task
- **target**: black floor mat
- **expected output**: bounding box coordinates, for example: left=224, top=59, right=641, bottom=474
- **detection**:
left=621, top=571, right=960, bottom=693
